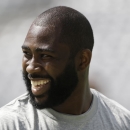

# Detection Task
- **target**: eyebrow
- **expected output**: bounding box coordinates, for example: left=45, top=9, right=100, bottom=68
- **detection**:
left=35, top=47, right=55, bottom=53
left=21, top=45, right=30, bottom=50
left=21, top=45, right=55, bottom=53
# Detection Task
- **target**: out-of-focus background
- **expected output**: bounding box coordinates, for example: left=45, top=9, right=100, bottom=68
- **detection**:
left=0, top=0, right=130, bottom=110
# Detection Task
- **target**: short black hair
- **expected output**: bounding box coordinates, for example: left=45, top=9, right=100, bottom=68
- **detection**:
left=33, top=6, right=94, bottom=56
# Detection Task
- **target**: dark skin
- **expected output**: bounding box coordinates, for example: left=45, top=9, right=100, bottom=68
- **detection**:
left=22, top=24, right=92, bottom=115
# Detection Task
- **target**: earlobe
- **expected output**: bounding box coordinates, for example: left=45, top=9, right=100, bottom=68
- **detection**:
left=78, top=49, right=92, bottom=71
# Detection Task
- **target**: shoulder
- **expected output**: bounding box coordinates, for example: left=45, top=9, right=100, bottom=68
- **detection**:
left=91, top=89, right=130, bottom=114
left=91, top=89, right=130, bottom=128
left=0, top=93, right=29, bottom=112
left=0, top=93, right=30, bottom=129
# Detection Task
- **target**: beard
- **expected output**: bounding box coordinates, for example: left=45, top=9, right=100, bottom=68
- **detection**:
left=22, top=60, right=78, bottom=109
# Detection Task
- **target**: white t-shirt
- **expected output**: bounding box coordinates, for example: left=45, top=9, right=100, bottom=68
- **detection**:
left=0, top=89, right=130, bottom=130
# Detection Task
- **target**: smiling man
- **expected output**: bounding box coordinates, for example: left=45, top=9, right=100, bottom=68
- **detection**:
left=0, top=6, right=130, bottom=130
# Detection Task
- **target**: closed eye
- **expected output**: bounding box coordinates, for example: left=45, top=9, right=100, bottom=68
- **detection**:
left=41, top=54, right=53, bottom=59
left=23, top=51, right=32, bottom=58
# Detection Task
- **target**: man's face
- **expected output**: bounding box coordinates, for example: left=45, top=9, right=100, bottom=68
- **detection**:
left=22, top=25, right=78, bottom=109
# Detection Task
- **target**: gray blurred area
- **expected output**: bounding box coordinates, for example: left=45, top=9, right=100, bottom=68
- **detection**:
left=0, top=0, right=130, bottom=110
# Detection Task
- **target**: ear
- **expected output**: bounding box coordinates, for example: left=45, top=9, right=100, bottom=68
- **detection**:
left=77, top=49, right=92, bottom=71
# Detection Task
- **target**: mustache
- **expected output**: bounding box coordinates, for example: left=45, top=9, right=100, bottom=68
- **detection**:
left=28, top=73, right=52, bottom=79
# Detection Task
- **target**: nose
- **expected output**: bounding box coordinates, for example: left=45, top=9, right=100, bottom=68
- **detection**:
left=26, top=58, right=42, bottom=74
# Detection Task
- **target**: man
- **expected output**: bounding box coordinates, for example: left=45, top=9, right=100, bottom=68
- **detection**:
left=0, top=6, right=130, bottom=130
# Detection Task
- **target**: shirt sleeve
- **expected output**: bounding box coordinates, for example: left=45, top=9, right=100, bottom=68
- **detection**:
left=0, top=109, right=26, bottom=130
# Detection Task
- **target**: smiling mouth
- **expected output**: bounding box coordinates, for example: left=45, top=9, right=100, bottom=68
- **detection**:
left=31, top=79, right=50, bottom=87
left=31, top=79, right=51, bottom=96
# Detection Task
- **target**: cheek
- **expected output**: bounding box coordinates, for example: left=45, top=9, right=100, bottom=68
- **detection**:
left=44, top=62, right=66, bottom=79
left=22, top=57, right=27, bottom=72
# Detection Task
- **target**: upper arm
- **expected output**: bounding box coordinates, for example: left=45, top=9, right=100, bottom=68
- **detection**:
left=0, top=109, right=26, bottom=130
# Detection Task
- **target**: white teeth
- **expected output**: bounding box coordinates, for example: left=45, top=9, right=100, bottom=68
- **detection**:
left=31, top=80, right=33, bottom=84
left=47, top=80, right=49, bottom=83
left=40, top=80, right=42, bottom=84
left=31, top=79, right=50, bottom=87
left=34, top=82, right=37, bottom=86
left=38, top=81, right=40, bottom=85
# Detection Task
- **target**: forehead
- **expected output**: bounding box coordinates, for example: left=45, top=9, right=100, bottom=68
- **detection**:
left=23, top=25, right=70, bottom=54
left=25, top=24, right=56, bottom=42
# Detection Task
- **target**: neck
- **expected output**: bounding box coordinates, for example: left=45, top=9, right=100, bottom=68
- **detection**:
left=52, top=83, right=93, bottom=115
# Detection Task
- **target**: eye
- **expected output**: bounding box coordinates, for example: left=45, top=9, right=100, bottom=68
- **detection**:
left=41, top=54, right=52, bottom=59
left=23, top=51, right=32, bottom=58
